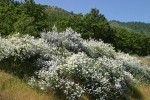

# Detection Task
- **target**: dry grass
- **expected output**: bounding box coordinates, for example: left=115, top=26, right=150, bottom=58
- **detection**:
left=130, top=84, right=150, bottom=100
left=138, top=85, right=150, bottom=100
left=129, top=56, right=150, bottom=100
left=136, top=56, right=150, bottom=66
left=0, top=70, right=56, bottom=100
left=0, top=70, right=90, bottom=100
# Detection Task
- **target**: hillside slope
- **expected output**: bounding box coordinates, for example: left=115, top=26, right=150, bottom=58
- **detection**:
left=45, top=6, right=71, bottom=17
left=0, top=70, right=57, bottom=100
left=45, top=6, right=72, bottom=29
left=0, top=63, right=150, bottom=100
left=110, top=20, right=150, bottom=35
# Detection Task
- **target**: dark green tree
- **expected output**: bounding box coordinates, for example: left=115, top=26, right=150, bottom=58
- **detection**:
left=25, top=0, right=35, bottom=4
left=21, top=2, right=48, bottom=36
left=0, top=1, right=17, bottom=35
left=0, top=0, right=48, bottom=36
left=83, top=8, right=111, bottom=41
left=56, top=14, right=83, bottom=32
left=111, top=26, right=150, bottom=56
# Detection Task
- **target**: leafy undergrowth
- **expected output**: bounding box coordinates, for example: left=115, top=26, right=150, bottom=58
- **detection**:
left=0, top=70, right=57, bottom=100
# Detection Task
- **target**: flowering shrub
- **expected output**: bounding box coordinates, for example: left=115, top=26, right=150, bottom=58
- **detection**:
left=117, top=52, right=150, bottom=83
left=0, top=34, right=57, bottom=61
left=0, top=28, right=150, bottom=100
left=0, top=33, right=62, bottom=77
left=41, top=28, right=116, bottom=58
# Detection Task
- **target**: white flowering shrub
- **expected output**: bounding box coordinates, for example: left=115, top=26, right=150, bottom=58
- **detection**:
left=59, top=53, right=132, bottom=99
left=41, top=28, right=116, bottom=58
left=81, top=40, right=116, bottom=58
left=117, top=52, right=150, bottom=83
left=0, top=27, right=150, bottom=100
left=0, top=33, right=63, bottom=77
left=0, top=34, right=56, bottom=60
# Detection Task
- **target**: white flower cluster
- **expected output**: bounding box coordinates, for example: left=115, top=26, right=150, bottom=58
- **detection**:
left=0, top=33, right=64, bottom=76
left=1, top=28, right=150, bottom=100
left=0, top=33, right=59, bottom=61
left=41, top=27, right=116, bottom=58
left=117, top=52, right=150, bottom=82
left=59, top=53, right=129, bottom=99
left=81, top=40, right=116, bottom=58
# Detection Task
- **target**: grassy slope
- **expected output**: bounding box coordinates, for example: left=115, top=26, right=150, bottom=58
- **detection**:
left=110, top=20, right=150, bottom=35
left=45, top=6, right=71, bottom=17
left=0, top=70, right=57, bottom=100
left=138, top=85, right=150, bottom=100
left=1, top=71, right=150, bottom=100
left=0, top=70, right=89, bottom=100
left=128, top=83, right=150, bottom=100
left=130, top=56, right=150, bottom=100
left=137, top=56, right=150, bottom=66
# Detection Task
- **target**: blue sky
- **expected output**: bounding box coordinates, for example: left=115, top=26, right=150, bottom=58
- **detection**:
left=16, top=0, right=150, bottom=23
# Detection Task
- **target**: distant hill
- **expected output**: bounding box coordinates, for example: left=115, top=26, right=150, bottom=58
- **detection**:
left=110, top=20, right=150, bottom=35
left=45, top=6, right=71, bottom=18
left=44, top=6, right=72, bottom=30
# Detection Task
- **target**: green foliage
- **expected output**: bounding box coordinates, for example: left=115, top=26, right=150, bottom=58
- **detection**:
left=14, top=14, right=36, bottom=35
left=0, top=0, right=48, bottom=36
left=111, top=27, right=150, bottom=56
left=25, top=0, right=35, bottom=4
left=57, top=8, right=112, bottom=42
left=83, top=8, right=111, bottom=40
left=45, top=6, right=71, bottom=31
left=110, top=20, right=150, bottom=35
left=0, top=56, right=39, bottom=78
left=56, top=14, right=84, bottom=32
left=0, top=1, right=17, bottom=35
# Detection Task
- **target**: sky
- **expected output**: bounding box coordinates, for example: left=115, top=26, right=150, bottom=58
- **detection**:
left=16, top=0, right=150, bottom=23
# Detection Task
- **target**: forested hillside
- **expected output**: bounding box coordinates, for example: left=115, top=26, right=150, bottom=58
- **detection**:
left=110, top=20, right=150, bottom=35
